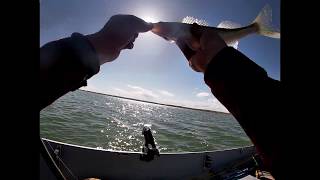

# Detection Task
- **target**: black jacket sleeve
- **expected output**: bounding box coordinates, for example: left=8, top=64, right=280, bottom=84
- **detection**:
left=40, top=33, right=100, bottom=110
left=204, top=47, right=282, bottom=176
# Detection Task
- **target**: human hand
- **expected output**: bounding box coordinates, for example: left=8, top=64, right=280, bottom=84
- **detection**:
left=87, top=15, right=153, bottom=65
left=186, top=24, right=227, bottom=72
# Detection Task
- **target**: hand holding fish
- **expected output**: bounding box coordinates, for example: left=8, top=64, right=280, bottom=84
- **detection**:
left=187, top=26, right=227, bottom=72
left=87, top=15, right=153, bottom=65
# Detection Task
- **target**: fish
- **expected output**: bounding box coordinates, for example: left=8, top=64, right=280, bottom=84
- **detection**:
left=151, top=4, right=280, bottom=59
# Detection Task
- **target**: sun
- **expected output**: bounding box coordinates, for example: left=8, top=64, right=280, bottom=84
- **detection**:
left=140, top=15, right=159, bottom=23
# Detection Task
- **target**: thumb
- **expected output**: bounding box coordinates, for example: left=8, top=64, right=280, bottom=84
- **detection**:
left=137, top=22, right=153, bottom=32
left=190, top=23, right=204, bottom=40
left=189, top=50, right=208, bottom=72
left=129, top=16, right=153, bottom=33
left=184, top=37, right=201, bottom=51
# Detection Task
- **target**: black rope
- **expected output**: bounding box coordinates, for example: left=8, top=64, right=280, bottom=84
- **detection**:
left=46, top=140, right=78, bottom=180
left=40, top=138, right=67, bottom=180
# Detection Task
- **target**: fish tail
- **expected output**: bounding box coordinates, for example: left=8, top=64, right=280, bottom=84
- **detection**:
left=253, top=4, right=280, bottom=38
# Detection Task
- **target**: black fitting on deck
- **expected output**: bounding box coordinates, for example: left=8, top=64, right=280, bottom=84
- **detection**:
left=140, top=126, right=160, bottom=162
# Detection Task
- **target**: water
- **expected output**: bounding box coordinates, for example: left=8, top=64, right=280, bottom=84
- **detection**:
left=40, top=90, right=251, bottom=152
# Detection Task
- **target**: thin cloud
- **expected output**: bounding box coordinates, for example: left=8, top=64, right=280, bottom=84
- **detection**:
left=196, top=92, right=210, bottom=97
left=127, top=85, right=159, bottom=99
left=177, top=97, right=229, bottom=113
left=112, top=88, right=130, bottom=96
left=158, top=90, right=174, bottom=97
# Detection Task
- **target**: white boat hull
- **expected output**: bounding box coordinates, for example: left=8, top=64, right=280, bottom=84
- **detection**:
left=41, top=138, right=255, bottom=180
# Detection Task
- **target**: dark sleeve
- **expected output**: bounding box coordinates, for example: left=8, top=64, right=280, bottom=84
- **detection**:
left=204, top=47, right=282, bottom=175
left=40, top=33, right=100, bottom=110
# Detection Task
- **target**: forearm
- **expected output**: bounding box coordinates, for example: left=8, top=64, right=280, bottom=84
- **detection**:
left=40, top=33, right=100, bottom=110
left=204, top=47, right=282, bottom=172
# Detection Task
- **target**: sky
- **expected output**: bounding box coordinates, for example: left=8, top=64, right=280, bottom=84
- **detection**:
left=40, top=0, right=280, bottom=113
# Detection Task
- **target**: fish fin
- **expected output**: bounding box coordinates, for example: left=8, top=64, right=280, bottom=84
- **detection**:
left=226, top=40, right=239, bottom=49
left=217, top=21, right=242, bottom=49
left=253, top=4, right=280, bottom=38
left=182, top=16, right=209, bottom=26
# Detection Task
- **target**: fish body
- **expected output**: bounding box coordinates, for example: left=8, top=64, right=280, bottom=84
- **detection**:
left=152, top=22, right=259, bottom=47
left=151, top=4, right=280, bottom=50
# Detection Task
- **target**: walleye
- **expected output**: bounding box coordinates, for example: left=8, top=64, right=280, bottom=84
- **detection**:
left=151, top=4, right=280, bottom=53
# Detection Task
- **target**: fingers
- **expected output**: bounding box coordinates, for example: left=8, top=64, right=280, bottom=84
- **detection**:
left=123, top=33, right=139, bottom=49
left=184, top=36, right=201, bottom=51
left=176, top=39, right=197, bottom=61
left=109, top=14, right=153, bottom=33
left=124, top=42, right=134, bottom=49
left=188, top=59, right=202, bottom=72
left=188, top=50, right=208, bottom=72
left=199, top=29, right=227, bottom=49
left=133, top=33, right=138, bottom=39
left=127, top=15, right=153, bottom=33
left=190, top=23, right=204, bottom=40
left=187, top=29, right=227, bottom=73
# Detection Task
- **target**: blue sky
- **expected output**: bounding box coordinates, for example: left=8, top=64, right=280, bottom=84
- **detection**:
left=40, top=0, right=280, bottom=112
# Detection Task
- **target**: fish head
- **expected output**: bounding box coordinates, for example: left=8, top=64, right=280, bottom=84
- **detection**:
left=151, top=22, right=191, bottom=43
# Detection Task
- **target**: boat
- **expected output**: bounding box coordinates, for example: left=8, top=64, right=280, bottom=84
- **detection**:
left=40, top=129, right=263, bottom=180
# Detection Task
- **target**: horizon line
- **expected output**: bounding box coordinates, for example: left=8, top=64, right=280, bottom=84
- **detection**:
left=79, top=89, right=230, bottom=115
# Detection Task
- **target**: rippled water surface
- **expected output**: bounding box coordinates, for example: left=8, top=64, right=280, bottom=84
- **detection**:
left=40, top=90, right=251, bottom=152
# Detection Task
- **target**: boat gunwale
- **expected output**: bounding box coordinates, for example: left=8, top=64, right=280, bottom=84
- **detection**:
left=41, top=137, right=254, bottom=155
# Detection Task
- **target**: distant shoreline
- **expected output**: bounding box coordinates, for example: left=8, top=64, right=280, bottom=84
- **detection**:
left=79, top=89, right=230, bottom=115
